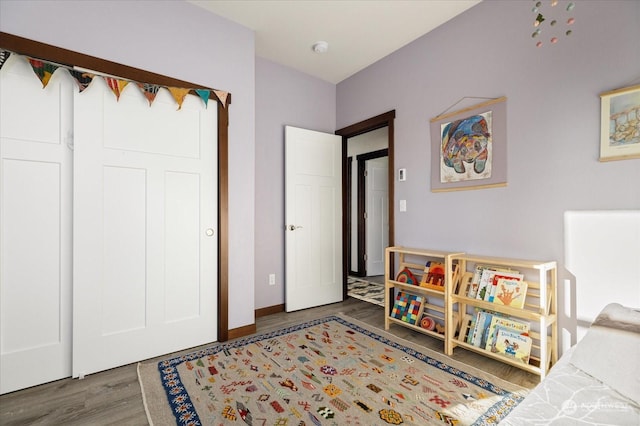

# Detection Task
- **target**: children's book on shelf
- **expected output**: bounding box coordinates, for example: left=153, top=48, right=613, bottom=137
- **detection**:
left=390, top=291, right=424, bottom=325
left=470, top=310, right=495, bottom=347
left=420, top=261, right=445, bottom=291
left=470, top=266, right=518, bottom=300
left=475, top=268, right=503, bottom=301
left=485, top=272, right=524, bottom=302
left=467, top=265, right=488, bottom=298
left=485, top=316, right=530, bottom=351
left=465, top=312, right=478, bottom=344
left=493, top=328, right=533, bottom=363
left=395, top=267, right=418, bottom=285
left=493, top=278, right=528, bottom=308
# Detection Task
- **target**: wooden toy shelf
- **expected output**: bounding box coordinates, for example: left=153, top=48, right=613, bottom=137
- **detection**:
left=384, top=247, right=462, bottom=347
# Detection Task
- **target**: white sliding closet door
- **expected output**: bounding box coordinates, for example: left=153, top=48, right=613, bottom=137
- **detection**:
left=0, top=56, right=73, bottom=393
left=73, top=79, right=218, bottom=377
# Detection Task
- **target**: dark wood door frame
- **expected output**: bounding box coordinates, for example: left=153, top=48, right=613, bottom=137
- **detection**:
left=0, top=32, right=231, bottom=342
left=346, top=157, right=353, bottom=275
left=355, top=148, right=388, bottom=278
left=336, top=110, right=395, bottom=299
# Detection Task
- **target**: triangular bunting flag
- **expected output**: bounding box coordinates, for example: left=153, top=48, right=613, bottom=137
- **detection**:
left=6, top=49, right=224, bottom=111
left=68, top=69, right=94, bottom=92
left=137, top=82, right=161, bottom=106
left=28, top=58, right=58, bottom=88
left=104, top=77, right=129, bottom=100
left=195, top=89, right=210, bottom=107
left=168, top=87, right=190, bottom=110
left=214, top=89, right=229, bottom=107
left=0, top=50, right=10, bottom=70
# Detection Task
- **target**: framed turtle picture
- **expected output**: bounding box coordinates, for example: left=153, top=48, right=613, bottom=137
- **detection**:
left=430, top=97, right=507, bottom=192
left=599, top=84, right=640, bottom=162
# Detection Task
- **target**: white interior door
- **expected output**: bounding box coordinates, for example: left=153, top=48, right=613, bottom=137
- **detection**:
left=365, top=157, right=389, bottom=276
left=0, top=56, right=73, bottom=393
left=73, top=79, right=217, bottom=376
left=285, top=126, right=342, bottom=312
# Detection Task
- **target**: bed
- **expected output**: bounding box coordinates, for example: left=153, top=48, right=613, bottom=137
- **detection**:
left=502, top=303, right=640, bottom=425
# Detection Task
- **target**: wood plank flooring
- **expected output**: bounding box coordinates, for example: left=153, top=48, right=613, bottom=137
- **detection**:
left=0, top=298, right=539, bottom=425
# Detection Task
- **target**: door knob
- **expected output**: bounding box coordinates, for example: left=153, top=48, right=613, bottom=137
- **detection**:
left=288, top=225, right=303, bottom=231
left=205, top=228, right=214, bottom=236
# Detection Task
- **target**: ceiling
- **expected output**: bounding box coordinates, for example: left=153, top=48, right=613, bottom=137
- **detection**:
left=188, top=0, right=481, bottom=84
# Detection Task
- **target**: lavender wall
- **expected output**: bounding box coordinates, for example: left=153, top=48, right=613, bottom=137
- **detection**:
left=337, top=0, right=640, bottom=348
left=255, top=57, right=336, bottom=309
left=0, top=0, right=256, bottom=329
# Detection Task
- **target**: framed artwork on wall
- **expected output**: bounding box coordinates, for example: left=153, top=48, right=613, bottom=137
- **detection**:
left=599, top=84, right=640, bottom=162
left=430, top=97, right=507, bottom=192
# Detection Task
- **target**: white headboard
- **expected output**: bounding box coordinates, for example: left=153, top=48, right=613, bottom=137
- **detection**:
left=565, top=210, right=640, bottom=340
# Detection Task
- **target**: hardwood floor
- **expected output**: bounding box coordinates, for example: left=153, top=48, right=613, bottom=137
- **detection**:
left=0, top=298, right=539, bottom=425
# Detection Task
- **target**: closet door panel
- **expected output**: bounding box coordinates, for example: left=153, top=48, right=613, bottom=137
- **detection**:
left=2, top=161, right=61, bottom=345
left=73, top=80, right=217, bottom=377
left=164, top=171, right=201, bottom=322
left=102, top=166, right=147, bottom=334
left=0, top=56, right=73, bottom=394
left=103, top=96, right=200, bottom=158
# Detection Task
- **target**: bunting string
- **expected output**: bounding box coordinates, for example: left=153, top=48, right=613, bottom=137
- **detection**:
left=0, top=48, right=227, bottom=109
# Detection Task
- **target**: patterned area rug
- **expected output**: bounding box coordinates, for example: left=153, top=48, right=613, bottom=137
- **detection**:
left=347, top=277, right=385, bottom=307
left=138, top=314, right=528, bottom=425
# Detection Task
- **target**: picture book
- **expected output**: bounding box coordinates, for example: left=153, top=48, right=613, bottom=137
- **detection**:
left=466, top=313, right=478, bottom=344
left=390, top=291, right=424, bottom=325
left=468, top=311, right=481, bottom=345
left=485, top=316, right=530, bottom=351
left=494, top=328, right=533, bottom=363
left=466, top=265, right=487, bottom=298
left=471, top=310, right=495, bottom=347
left=485, top=272, right=523, bottom=302
left=493, top=278, right=528, bottom=308
left=475, top=269, right=498, bottom=301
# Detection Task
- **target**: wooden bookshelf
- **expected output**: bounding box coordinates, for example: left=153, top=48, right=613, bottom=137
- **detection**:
left=384, top=248, right=558, bottom=380
left=449, top=254, right=558, bottom=379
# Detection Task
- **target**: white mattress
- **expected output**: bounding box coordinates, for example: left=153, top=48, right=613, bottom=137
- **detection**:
left=501, top=346, right=640, bottom=425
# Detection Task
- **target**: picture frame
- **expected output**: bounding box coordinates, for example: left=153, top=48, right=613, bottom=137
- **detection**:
left=430, top=97, right=507, bottom=192
left=599, top=84, right=640, bottom=162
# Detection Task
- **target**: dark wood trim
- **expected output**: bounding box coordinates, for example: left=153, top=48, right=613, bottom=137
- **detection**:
left=255, top=304, right=285, bottom=318
left=341, top=133, right=349, bottom=298
left=0, top=32, right=231, bottom=342
left=355, top=149, right=389, bottom=277
left=357, top=148, right=389, bottom=162
left=336, top=111, right=395, bottom=294
left=336, top=111, right=395, bottom=138
left=228, top=323, right=256, bottom=340
left=217, top=96, right=230, bottom=342
left=346, top=157, right=355, bottom=278
left=356, top=159, right=366, bottom=276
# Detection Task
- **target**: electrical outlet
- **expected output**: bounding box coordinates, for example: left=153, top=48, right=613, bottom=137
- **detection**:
left=269, top=274, right=276, bottom=285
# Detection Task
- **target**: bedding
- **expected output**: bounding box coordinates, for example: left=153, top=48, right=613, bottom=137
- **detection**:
left=502, top=303, right=640, bottom=425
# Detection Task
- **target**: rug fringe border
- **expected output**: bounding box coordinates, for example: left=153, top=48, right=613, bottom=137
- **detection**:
left=137, top=362, right=155, bottom=426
